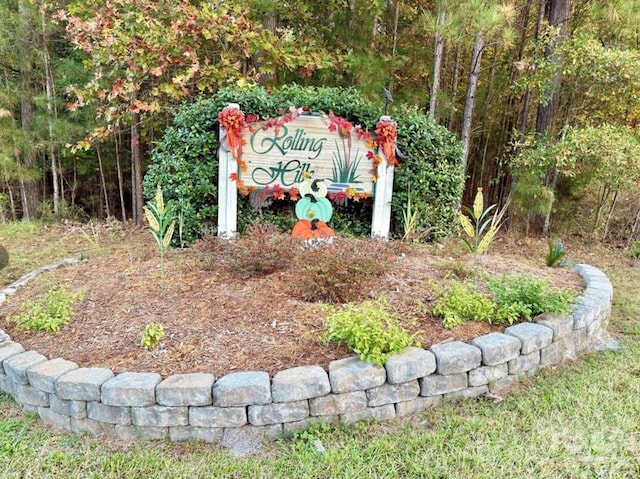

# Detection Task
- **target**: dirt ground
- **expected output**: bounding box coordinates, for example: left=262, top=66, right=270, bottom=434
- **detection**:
left=1, top=225, right=584, bottom=378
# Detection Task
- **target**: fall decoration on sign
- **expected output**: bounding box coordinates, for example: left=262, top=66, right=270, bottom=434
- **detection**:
left=375, top=118, right=399, bottom=168
left=298, top=178, right=328, bottom=199
left=291, top=218, right=335, bottom=244
left=295, top=194, right=333, bottom=223
left=218, top=106, right=247, bottom=172
left=295, top=178, right=333, bottom=222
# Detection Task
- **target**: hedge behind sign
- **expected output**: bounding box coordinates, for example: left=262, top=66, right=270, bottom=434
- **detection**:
left=144, top=85, right=464, bottom=243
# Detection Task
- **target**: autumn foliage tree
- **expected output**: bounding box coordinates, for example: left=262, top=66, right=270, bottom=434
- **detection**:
left=58, top=0, right=334, bottom=224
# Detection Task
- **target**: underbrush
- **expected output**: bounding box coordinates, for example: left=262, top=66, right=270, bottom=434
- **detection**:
left=194, top=225, right=400, bottom=304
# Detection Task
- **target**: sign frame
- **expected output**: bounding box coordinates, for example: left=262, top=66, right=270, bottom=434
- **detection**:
left=217, top=103, right=395, bottom=239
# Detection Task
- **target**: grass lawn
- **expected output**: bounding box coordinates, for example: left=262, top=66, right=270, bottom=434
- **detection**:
left=0, top=222, right=639, bottom=478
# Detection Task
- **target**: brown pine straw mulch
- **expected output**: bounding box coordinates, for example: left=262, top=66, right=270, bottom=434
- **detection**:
left=1, top=228, right=583, bottom=378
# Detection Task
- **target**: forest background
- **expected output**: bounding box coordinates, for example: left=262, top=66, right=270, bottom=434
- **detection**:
left=1, top=0, right=640, bottom=245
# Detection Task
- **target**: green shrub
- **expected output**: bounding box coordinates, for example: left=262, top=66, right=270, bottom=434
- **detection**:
left=432, top=281, right=496, bottom=329
left=628, top=240, right=640, bottom=259
left=392, top=106, right=464, bottom=241
left=9, top=285, right=84, bottom=332
left=144, top=85, right=464, bottom=242
left=140, top=323, right=165, bottom=350
left=323, top=298, right=421, bottom=365
left=432, top=274, right=576, bottom=329
left=486, top=274, right=574, bottom=322
left=290, top=239, right=393, bottom=303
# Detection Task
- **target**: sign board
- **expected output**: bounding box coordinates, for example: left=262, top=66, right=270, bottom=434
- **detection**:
left=241, top=115, right=376, bottom=197
left=218, top=104, right=395, bottom=239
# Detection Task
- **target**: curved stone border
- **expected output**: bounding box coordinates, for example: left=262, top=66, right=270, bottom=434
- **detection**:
left=0, top=261, right=614, bottom=445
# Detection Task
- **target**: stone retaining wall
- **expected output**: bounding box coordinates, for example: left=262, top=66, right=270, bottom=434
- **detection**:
left=0, top=261, right=613, bottom=446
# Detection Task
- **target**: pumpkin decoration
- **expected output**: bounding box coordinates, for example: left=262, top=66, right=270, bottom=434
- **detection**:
left=295, top=194, right=333, bottom=222
left=298, top=178, right=328, bottom=199
left=291, top=218, right=335, bottom=245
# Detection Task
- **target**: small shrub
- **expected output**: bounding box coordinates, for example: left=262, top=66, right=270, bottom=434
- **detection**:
left=432, top=281, right=496, bottom=329
left=140, top=323, right=165, bottom=350
left=219, top=221, right=295, bottom=279
left=9, top=285, right=84, bottom=332
left=487, top=274, right=575, bottom=322
left=323, top=298, right=421, bottom=365
left=546, top=238, right=568, bottom=267
left=628, top=240, right=640, bottom=259
left=290, top=239, right=393, bottom=303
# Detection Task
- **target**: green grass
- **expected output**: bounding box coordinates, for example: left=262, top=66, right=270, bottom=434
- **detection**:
left=0, top=342, right=638, bottom=478
left=0, top=223, right=639, bottom=478
left=0, top=220, right=130, bottom=287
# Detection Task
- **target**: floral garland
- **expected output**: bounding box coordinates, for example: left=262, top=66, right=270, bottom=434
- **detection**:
left=219, top=106, right=400, bottom=202
left=375, top=118, right=400, bottom=168
left=218, top=106, right=248, bottom=173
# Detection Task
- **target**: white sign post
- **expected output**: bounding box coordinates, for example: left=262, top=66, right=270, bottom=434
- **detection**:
left=217, top=103, right=240, bottom=239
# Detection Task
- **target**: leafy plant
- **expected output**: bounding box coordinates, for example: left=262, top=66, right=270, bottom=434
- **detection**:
left=9, top=285, right=84, bottom=332
left=392, top=107, right=465, bottom=241
left=323, top=298, right=421, bottom=365
left=291, top=239, right=393, bottom=303
left=486, top=274, right=575, bottom=322
left=140, top=323, right=165, bottom=350
left=77, top=221, right=103, bottom=253
left=546, top=238, right=568, bottom=267
left=627, top=240, right=640, bottom=259
left=437, top=259, right=473, bottom=280
left=432, top=281, right=496, bottom=329
left=143, top=184, right=175, bottom=286
left=400, top=183, right=434, bottom=242
left=459, top=187, right=509, bottom=272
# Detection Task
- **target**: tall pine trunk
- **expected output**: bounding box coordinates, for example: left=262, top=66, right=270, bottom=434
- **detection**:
left=115, top=131, right=127, bottom=222
left=535, top=0, right=570, bottom=136
left=42, top=13, right=59, bottom=216
left=131, top=92, right=143, bottom=225
left=447, top=43, right=462, bottom=130
left=17, top=0, right=38, bottom=220
left=430, top=8, right=446, bottom=119
left=535, top=0, right=572, bottom=235
left=461, top=33, right=485, bottom=175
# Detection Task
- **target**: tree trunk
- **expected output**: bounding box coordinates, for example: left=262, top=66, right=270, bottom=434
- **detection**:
left=542, top=167, right=558, bottom=236
left=17, top=0, right=38, bottom=220
left=42, top=13, right=59, bottom=216
left=461, top=33, right=485, bottom=174
left=602, top=189, right=619, bottom=243
left=478, top=44, right=499, bottom=194
left=3, top=177, right=16, bottom=220
left=535, top=0, right=571, bottom=136
left=388, top=0, right=400, bottom=93
left=115, top=131, right=127, bottom=222
left=131, top=110, right=143, bottom=225
left=95, top=143, right=111, bottom=218
left=447, top=43, right=462, bottom=130
left=430, top=7, right=446, bottom=119
left=628, top=205, right=640, bottom=246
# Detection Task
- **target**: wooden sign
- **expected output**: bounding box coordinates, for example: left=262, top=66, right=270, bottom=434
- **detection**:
left=241, top=114, right=376, bottom=197
left=217, top=104, right=396, bottom=239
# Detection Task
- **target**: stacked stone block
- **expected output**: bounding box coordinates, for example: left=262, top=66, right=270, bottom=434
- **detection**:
left=0, top=262, right=613, bottom=446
